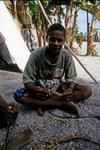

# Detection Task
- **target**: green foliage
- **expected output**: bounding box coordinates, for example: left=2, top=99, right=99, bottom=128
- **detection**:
left=75, top=33, right=83, bottom=44
left=23, top=0, right=99, bottom=44
left=89, top=0, right=97, bottom=4
left=24, top=0, right=40, bottom=26
left=49, top=0, right=68, bottom=5
left=73, top=0, right=100, bottom=10
left=49, top=0, right=100, bottom=6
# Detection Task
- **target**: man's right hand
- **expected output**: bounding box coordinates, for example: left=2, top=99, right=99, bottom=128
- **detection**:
left=36, top=86, right=52, bottom=98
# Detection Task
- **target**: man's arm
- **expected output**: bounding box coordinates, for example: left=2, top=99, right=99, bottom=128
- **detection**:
left=62, top=52, right=77, bottom=100
left=24, top=82, right=52, bottom=97
left=0, top=95, right=11, bottom=110
left=0, top=95, right=18, bottom=125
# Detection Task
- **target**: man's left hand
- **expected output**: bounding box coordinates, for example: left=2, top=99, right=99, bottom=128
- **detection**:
left=61, top=87, right=73, bottom=100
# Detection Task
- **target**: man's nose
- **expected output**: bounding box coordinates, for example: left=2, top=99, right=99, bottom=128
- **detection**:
left=54, top=40, right=59, bottom=45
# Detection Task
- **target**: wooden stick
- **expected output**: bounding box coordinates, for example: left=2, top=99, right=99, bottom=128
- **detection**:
left=38, top=0, right=52, bottom=25
left=4, top=125, right=10, bottom=150
left=65, top=43, right=97, bottom=84
left=4, top=106, right=13, bottom=150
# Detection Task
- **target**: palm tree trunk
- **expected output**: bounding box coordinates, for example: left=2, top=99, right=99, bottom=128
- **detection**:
left=65, top=0, right=73, bottom=46
left=70, top=8, right=78, bottom=48
left=87, top=16, right=96, bottom=56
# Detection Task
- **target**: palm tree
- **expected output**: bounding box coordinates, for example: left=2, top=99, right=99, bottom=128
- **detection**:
left=4, top=0, right=99, bottom=53
left=65, top=0, right=73, bottom=46
left=87, top=16, right=96, bottom=56
left=4, top=0, right=35, bottom=51
left=4, top=0, right=32, bottom=30
left=70, top=8, right=79, bottom=48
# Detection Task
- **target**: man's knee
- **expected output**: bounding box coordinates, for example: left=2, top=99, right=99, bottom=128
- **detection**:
left=87, top=86, right=92, bottom=97
left=82, top=85, right=92, bottom=98
left=14, top=96, right=26, bottom=105
left=75, top=84, right=92, bottom=99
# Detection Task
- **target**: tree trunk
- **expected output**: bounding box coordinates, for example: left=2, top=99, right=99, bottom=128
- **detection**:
left=65, top=0, right=73, bottom=47
left=70, top=8, right=78, bottom=48
left=35, top=12, right=44, bottom=47
left=87, top=16, right=96, bottom=56
left=4, top=0, right=36, bottom=52
left=55, top=6, right=62, bottom=24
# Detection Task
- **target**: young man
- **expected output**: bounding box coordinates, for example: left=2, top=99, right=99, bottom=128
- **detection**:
left=14, top=23, right=92, bottom=117
left=0, top=95, right=18, bottom=128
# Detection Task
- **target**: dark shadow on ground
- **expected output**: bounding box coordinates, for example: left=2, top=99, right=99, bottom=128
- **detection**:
left=0, top=64, right=22, bottom=73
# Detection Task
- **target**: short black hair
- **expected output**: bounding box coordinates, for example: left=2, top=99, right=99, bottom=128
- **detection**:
left=47, top=23, right=65, bottom=37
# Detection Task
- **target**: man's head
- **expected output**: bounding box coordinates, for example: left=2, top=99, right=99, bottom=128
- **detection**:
left=46, top=23, right=65, bottom=56
left=47, top=23, right=65, bottom=37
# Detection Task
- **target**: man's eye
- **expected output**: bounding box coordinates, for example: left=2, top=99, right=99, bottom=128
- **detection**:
left=50, top=38, right=63, bottom=42
left=50, top=38, right=55, bottom=42
left=57, top=39, right=63, bottom=42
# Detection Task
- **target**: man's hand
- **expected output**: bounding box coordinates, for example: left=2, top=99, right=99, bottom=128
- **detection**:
left=36, top=87, right=52, bottom=98
left=5, top=103, right=18, bottom=125
left=61, top=87, right=73, bottom=100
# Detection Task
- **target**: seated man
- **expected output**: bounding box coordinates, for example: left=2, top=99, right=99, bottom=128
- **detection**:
left=0, top=95, right=18, bottom=128
left=14, top=23, right=92, bottom=117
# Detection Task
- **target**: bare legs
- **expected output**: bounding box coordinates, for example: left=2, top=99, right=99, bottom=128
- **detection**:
left=15, top=84, right=92, bottom=117
left=71, top=84, right=92, bottom=102
left=63, top=84, right=92, bottom=117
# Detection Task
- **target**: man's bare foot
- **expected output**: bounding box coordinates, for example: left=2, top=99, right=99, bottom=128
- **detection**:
left=37, top=107, right=45, bottom=116
left=63, top=101, right=80, bottom=117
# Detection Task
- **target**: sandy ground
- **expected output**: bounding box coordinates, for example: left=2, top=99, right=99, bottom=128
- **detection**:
left=74, top=56, right=100, bottom=83
left=0, top=55, right=100, bottom=149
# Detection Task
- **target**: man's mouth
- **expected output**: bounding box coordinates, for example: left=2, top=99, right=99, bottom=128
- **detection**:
left=50, top=46, right=60, bottom=50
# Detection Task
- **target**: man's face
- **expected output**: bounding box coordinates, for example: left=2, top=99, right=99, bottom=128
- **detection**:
left=47, top=30, right=65, bottom=56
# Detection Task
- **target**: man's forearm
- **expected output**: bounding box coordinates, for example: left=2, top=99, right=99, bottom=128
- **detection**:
left=0, top=95, right=9, bottom=110
left=24, top=82, right=42, bottom=93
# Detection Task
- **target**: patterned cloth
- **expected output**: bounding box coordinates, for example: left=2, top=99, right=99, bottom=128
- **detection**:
left=14, top=88, right=29, bottom=99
